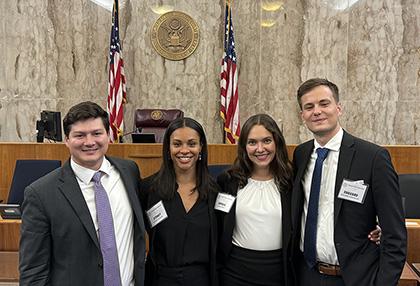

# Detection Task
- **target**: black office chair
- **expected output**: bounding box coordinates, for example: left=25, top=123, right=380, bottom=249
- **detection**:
left=398, top=174, right=420, bottom=219
left=208, top=164, right=231, bottom=179
left=7, top=160, right=61, bottom=205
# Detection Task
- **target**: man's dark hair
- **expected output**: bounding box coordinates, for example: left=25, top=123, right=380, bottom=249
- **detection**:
left=63, top=101, right=109, bottom=136
left=297, top=78, right=339, bottom=110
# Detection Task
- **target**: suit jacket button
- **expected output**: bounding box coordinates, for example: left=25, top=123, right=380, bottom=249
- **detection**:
left=98, top=261, right=103, bottom=268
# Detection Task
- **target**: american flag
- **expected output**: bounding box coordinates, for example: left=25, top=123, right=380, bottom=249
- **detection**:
left=107, top=0, right=126, bottom=143
left=220, top=0, right=240, bottom=144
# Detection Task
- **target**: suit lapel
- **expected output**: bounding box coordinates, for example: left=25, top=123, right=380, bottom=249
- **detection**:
left=334, top=131, right=355, bottom=225
left=292, top=140, right=314, bottom=227
left=109, top=157, right=145, bottom=232
left=296, top=141, right=314, bottom=184
left=58, top=161, right=100, bottom=249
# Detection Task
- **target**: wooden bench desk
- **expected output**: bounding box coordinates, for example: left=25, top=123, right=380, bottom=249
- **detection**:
left=399, top=262, right=420, bottom=286
left=0, top=218, right=20, bottom=282
left=406, top=219, right=420, bottom=264
left=0, top=219, right=20, bottom=251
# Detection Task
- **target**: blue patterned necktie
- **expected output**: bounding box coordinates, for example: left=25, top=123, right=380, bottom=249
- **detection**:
left=92, top=171, right=122, bottom=286
left=304, top=147, right=330, bottom=268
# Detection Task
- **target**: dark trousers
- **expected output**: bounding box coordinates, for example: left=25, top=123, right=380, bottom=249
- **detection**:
left=298, top=252, right=345, bottom=286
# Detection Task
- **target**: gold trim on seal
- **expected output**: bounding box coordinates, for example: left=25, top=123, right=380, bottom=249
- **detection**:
left=151, top=110, right=163, bottom=120
left=151, top=11, right=200, bottom=61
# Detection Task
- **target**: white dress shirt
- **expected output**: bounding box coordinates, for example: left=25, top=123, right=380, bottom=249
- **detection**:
left=233, top=178, right=282, bottom=251
left=300, top=128, right=343, bottom=265
left=71, top=158, right=135, bottom=286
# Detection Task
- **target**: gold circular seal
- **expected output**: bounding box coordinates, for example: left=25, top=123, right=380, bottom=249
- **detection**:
left=150, top=11, right=200, bottom=61
left=151, top=110, right=163, bottom=120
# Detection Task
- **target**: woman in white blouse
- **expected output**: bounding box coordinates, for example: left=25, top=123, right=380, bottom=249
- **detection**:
left=216, top=114, right=294, bottom=286
left=216, top=114, right=381, bottom=286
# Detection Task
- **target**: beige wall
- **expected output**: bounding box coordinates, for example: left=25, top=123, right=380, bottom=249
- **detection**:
left=0, top=0, right=419, bottom=144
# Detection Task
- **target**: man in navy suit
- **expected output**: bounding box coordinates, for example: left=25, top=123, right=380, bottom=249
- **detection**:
left=291, top=78, right=406, bottom=286
left=20, top=101, right=146, bottom=286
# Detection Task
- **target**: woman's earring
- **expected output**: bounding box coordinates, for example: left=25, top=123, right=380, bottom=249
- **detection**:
left=198, top=153, right=202, bottom=161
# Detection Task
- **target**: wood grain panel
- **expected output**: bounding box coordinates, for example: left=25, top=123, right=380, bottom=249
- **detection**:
left=0, top=220, right=20, bottom=251
left=406, top=219, right=420, bottom=264
left=387, top=146, right=420, bottom=175
left=398, top=262, right=420, bottom=286
left=121, top=144, right=163, bottom=179
left=208, top=144, right=237, bottom=164
left=0, top=251, right=18, bottom=282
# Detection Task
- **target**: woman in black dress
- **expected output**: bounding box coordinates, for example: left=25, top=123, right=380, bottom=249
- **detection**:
left=139, top=117, right=219, bottom=286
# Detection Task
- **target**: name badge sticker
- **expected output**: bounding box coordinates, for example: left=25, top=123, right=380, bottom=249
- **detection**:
left=214, top=193, right=236, bottom=213
left=146, top=200, right=168, bottom=228
left=338, top=179, right=369, bottom=204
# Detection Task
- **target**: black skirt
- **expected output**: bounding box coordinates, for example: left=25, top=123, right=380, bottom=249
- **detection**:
left=153, top=264, right=209, bottom=286
left=221, top=245, right=285, bottom=286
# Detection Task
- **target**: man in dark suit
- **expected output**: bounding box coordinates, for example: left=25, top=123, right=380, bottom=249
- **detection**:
left=291, top=78, right=406, bottom=286
left=19, top=101, right=146, bottom=286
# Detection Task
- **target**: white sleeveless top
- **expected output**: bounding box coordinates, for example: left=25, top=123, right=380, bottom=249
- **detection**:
left=232, top=178, right=282, bottom=250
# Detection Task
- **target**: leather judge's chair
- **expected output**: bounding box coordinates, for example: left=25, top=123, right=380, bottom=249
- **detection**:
left=398, top=174, right=420, bottom=218
left=7, top=160, right=61, bottom=205
left=134, top=109, right=184, bottom=143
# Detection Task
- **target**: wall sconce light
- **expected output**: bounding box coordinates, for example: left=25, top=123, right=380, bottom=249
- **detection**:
left=150, top=0, right=174, bottom=15
left=261, top=19, right=276, bottom=28
left=150, top=4, right=174, bottom=15
left=261, top=0, right=284, bottom=12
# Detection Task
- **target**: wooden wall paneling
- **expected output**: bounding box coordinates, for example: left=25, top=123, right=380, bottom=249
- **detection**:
left=0, top=220, right=20, bottom=251
left=123, top=144, right=163, bottom=178
left=406, top=219, right=420, bottom=264
left=387, top=146, right=420, bottom=174
left=0, top=251, right=18, bottom=282
left=34, top=143, right=69, bottom=162
left=286, top=145, right=297, bottom=161
left=107, top=143, right=127, bottom=159
left=207, top=144, right=237, bottom=164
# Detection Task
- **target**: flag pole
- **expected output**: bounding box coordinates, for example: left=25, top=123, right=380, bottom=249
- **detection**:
left=224, top=0, right=230, bottom=144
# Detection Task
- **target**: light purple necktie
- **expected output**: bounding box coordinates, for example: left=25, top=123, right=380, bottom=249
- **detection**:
left=92, top=171, right=122, bottom=286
